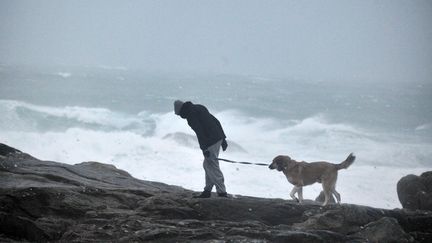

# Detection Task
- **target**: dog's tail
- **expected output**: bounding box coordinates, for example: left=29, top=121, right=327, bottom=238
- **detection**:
left=336, top=153, right=356, bottom=170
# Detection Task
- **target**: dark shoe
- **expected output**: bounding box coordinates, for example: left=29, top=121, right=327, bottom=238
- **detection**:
left=218, top=192, right=228, bottom=198
left=193, top=190, right=211, bottom=198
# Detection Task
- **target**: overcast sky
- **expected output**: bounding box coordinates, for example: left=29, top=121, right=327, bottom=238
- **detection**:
left=0, top=0, right=431, bottom=82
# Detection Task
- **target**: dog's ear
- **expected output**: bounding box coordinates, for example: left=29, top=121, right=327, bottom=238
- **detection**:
left=286, top=159, right=297, bottom=171
left=275, top=160, right=284, bottom=171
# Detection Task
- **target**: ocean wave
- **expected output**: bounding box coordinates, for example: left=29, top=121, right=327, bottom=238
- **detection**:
left=1, top=99, right=431, bottom=169
left=0, top=99, right=154, bottom=134
left=415, top=123, right=432, bottom=131
left=1, top=99, right=431, bottom=209
left=56, top=72, right=72, bottom=78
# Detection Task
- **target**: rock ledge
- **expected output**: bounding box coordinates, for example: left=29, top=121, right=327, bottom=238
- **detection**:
left=1, top=143, right=431, bottom=242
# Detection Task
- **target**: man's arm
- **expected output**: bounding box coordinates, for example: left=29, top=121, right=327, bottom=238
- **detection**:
left=217, top=118, right=228, bottom=151
left=187, top=115, right=208, bottom=151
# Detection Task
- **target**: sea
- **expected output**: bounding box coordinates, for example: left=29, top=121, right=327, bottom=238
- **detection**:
left=1, top=64, right=431, bottom=209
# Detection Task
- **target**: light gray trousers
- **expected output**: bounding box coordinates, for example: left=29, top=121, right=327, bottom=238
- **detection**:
left=203, top=139, right=226, bottom=193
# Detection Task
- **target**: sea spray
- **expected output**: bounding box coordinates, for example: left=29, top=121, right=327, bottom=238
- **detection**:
left=1, top=99, right=430, bottom=208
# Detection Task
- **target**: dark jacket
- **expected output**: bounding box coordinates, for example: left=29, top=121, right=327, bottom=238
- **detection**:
left=179, top=102, right=226, bottom=151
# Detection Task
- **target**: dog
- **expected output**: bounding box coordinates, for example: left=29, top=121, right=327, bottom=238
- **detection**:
left=268, top=153, right=355, bottom=206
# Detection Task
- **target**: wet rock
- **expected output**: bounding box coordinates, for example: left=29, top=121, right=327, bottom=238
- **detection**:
left=1, top=143, right=431, bottom=242
left=0, top=144, right=22, bottom=156
left=353, top=217, right=414, bottom=242
left=397, top=172, right=432, bottom=210
left=294, top=204, right=387, bottom=234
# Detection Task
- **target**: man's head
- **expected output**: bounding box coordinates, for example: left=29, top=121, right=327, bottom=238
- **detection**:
left=174, top=100, right=184, bottom=115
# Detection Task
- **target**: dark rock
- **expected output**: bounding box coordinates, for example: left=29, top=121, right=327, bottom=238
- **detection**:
left=353, top=217, right=414, bottom=242
left=397, top=171, right=432, bottom=210
left=385, top=209, right=432, bottom=236
left=0, top=143, right=34, bottom=160
left=409, top=231, right=432, bottom=243
left=1, top=143, right=431, bottom=242
left=0, top=144, right=22, bottom=156
left=293, top=204, right=387, bottom=234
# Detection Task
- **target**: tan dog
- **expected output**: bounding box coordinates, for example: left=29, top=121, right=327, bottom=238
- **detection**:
left=268, top=153, right=355, bottom=206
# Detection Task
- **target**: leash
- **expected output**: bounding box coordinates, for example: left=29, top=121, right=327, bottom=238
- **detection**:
left=218, top=158, right=269, bottom=167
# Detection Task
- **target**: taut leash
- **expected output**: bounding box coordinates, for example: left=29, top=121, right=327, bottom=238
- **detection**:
left=218, top=158, right=269, bottom=167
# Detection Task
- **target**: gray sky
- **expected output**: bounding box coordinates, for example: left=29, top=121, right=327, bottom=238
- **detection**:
left=1, top=0, right=431, bottom=82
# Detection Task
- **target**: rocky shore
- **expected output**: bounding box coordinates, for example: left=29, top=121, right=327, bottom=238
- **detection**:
left=1, top=143, right=431, bottom=242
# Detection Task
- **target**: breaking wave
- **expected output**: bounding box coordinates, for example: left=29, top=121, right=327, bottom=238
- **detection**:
left=1, top=99, right=430, bottom=167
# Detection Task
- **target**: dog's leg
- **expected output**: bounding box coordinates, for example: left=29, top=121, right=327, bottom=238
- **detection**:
left=322, top=181, right=332, bottom=206
left=322, top=174, right=338, bottom=206
left=297, top=186, right=304, bottom=204
left=322, top=189, right=331, bottom=206
left=290, top=186, right=299, bottom=202
left=332, top=187, right=341, bottom=204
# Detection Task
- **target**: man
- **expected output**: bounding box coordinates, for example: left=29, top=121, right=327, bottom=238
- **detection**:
left=174, top=100, right=228, bottom=198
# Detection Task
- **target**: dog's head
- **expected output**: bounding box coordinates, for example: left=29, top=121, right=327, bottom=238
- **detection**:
left=269, top=155, right=294, bottom=171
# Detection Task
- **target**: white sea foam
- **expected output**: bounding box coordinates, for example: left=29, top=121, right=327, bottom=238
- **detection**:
left=416, top=123, right=432, bottom=131
left=57, top=72, right=72, bottom=78
left=1, top=99, right=431, bottom=209
left=0, top=100, right=153, bottom=134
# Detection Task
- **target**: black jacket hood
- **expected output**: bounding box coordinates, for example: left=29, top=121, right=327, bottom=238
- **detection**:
left=179, top=101, right=193, bottom=119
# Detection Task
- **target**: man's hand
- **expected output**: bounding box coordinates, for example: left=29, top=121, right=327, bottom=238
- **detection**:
left=203, top=150, right=210, bottom=158
left=221, top=139, right=228, bottom=151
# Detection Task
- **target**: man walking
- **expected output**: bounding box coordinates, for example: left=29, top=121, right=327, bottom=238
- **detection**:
left=174, top=100, right=228, bottom=198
